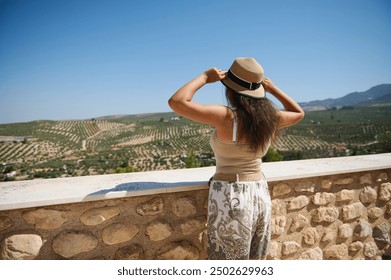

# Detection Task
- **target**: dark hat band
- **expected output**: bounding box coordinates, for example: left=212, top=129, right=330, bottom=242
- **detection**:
left=227, top=70, right=262, bottom=91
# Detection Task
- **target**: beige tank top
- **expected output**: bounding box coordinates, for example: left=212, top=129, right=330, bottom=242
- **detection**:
left=209, top=110, right=269, bottom=175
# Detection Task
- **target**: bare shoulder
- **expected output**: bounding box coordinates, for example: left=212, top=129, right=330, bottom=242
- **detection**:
left=198, top=104, right=232, bottom=127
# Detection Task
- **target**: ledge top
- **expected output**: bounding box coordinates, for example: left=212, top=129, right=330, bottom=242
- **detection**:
left=0, top=153, right=390, bottom=211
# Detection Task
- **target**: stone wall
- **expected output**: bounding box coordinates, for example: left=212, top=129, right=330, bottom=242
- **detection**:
left=268, top=169, right=391, bottom=260
left=0, top=190, right=209, bottom=260
left=0, top=168, right=390, bottom=260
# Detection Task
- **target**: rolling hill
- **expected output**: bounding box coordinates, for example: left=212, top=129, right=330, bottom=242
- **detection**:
left=299, top=84, right=391, bottom=111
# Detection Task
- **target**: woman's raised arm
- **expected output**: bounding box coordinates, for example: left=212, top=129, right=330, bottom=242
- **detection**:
left=168, top=68, right=228, bottom=126
left=262, top=77, right=305, bottom=128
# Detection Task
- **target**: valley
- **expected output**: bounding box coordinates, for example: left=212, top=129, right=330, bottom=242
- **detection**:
left=1, top=105, right=390, bottom=181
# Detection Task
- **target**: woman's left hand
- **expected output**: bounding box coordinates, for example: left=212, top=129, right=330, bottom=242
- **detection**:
left=203, top=68, right=227, bottom=84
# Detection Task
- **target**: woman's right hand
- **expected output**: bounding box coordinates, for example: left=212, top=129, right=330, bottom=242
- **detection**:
left=203, top=68, right=227, bottom=84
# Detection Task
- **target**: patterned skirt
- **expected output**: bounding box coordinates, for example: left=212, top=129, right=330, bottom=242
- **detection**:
left=207, top=179, right=272, bottom=260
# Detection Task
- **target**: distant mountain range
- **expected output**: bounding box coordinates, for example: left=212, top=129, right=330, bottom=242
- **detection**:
left=298, top=84, right=391, bottom=111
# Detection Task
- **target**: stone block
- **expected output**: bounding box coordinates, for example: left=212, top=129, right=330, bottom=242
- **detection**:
left=335, top=178, right=354, bottom=185
left=359, top=174, right=372, bottom=185
left=353, top=219, right=373, bottom=238
left=197, top=229, right=208, bottom=253
left=367, top=207, right=383, bottom=219
left=312, top=192, right=334, bottom=205
left=336, top=189, right=355, bottom=202
left=349, top=241, right=364, bottom=252
left=146, top=221, right=173, bottom=241
left=360, top=186, right=377, bottom=204
left=379, top=182, right=391, bottom=201
left=321, top=179, right=332, bottom=190
left=282, top=241, right=300, bottom=256
left=157, top=241, right=199, bottom=260
left=293, top=181, right=315, bottom=193
left=387, top=202, right=391, bottom=215
left=338, top=224, right=353, bottom=239
left=180, top=217, right=206, bottom=236
left=0, top=216, right=14, bottom=231
left=22, top=209, right=68, bottom=230
left=271, top=199, right=286, bottom=215
left=268, top=241, right=280, bottom=259
left=373, top=223, right=390, bottom=244
left=322, top=228, right=336, bottom=242
left=290, top=214, right=309, bottom=232
left=363, top=242, right=378, bottom=258
left=323, top=244, right=348, bottom=260
left=342, top=202, right=366, bottom=221
left=0, top=233, right=43, bottom=260
left=272, top=182, right=291, bottom=197
left=172, top=197, right=197, bottom=217
left=199, top=230, right=208, bottom=252
left=53, top=231, right=98, bottom=258
left=136, top=197, right=164, bottom=216
left=271, top=216, right=286, bottom=236
left=101, top=222, right=139, bottom=245
left=302, top=227, right=319, bottom=245
left=312, top=207, right=339, bottom=223
left=376, top=172, right=388, bottom=182
left=384, top=244, right=391, bottom=258
left=287, top=195, right=310, bottom=210
left=114, top=244, right=144, bottom=260
left=298, top=247, right=323, bottom=260
left=80, top=206, right=120, bottom=226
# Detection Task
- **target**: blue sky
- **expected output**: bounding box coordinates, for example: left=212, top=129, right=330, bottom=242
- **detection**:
left=0, top=0, right=390, bottom=124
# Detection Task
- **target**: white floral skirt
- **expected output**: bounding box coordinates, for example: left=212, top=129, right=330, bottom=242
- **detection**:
left=207, top=179, right=272, bottom=260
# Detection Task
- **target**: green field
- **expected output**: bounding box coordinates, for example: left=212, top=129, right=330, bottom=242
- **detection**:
left=1, top=105, right=390, bottom=181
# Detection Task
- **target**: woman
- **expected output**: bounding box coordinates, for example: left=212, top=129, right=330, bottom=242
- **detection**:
left=168, top=57, right=304, bottom=260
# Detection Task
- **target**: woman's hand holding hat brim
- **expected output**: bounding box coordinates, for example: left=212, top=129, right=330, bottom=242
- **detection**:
left=204, top=67, right=228, bottom=84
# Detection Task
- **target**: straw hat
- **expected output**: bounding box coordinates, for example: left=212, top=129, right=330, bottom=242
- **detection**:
left=221, top=57, right=265, bottom=99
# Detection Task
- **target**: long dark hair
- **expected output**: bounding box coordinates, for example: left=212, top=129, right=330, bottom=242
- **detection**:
left=226, top=88, right=280, bottom=152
